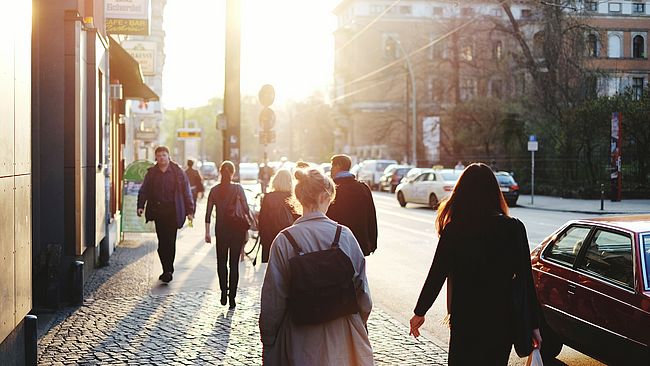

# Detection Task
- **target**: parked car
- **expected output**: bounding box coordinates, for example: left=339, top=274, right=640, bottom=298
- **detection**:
left=495, top=171, right=519, bottom=206
left=239, top=163, right=259, bottom=182
left=350, top=162, right=363, bottom=178
left=357, top=159, right=398, bottom=190
left=379, top=165, right=413, bottom=193
left=395, top=168, right=461, bottom=208
left=531, top=215, right=650, bottom=364
left=199, top=161, right=218, bottom=181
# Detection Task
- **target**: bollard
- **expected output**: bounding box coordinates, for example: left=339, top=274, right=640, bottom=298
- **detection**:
left=600, top=184, right=604, bottom=211
left=24, top=315, right=37, bottom=366
left=72, top=260, right=84, bottom=305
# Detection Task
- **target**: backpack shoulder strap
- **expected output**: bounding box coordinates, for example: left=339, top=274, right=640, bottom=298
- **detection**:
left=282, top=230, right=303, bottom=255
left=331, top=224, right=343, bottom=248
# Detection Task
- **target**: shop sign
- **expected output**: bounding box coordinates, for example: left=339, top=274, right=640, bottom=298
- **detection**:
left=122, top=41, right=157, bottom=75
left=106, top=0, right=150, bottom=35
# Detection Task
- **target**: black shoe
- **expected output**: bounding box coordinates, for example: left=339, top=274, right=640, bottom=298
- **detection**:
left=229, top=298, right=236, bottom=309
left=161, top=272, right=173, bottom=283
left=159, top=273, right=164, bottom=280
left=220, top=292, right=227, bottom=306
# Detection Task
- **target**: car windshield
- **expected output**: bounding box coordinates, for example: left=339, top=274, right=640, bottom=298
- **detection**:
left=439, top=171, right=461, bottom=181
left=496, top=175, right=515, bottom=184
left=641, top=233, right=650, bottom=290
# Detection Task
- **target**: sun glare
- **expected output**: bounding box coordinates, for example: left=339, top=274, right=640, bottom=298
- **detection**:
left=163, top=0, right=338, bottom=109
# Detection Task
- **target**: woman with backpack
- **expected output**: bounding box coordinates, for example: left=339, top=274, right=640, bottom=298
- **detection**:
left=259, top=168, right=374, bottom=366
left=408, top=163, right=542, bottom=365
left=205, top=161, right=250, bottom=309
left=257, top=168, right=298, bottom=263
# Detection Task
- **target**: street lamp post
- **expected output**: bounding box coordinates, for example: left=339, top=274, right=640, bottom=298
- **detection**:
left=391, top=37, right=417, bottom=166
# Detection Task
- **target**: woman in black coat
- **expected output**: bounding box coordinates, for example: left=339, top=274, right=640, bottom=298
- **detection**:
left=257, top=168, right=297, bottom=263
left=409, top=163, right=542, bottom=365
left=204, top=160, right=250, bottom=309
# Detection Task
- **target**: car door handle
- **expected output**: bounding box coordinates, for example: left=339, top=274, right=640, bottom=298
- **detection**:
left=567, top=283, right=577, bottom=296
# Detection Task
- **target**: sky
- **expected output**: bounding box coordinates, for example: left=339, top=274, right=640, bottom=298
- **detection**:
left=162, top=0, right=339, bottom=109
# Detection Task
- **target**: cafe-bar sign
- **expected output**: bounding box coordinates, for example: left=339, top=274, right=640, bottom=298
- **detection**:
left=106, top=0, right=151, bottom=36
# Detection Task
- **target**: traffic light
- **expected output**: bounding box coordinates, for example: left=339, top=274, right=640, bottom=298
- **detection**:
left=258, top=84, right=276, bottom=145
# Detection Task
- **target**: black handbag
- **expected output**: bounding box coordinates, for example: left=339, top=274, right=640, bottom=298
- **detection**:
left=282, top=225, right=360, bottom=325
left=511, top=222, right=534, bottom=357
left=224, top=186, right=253, bottom=232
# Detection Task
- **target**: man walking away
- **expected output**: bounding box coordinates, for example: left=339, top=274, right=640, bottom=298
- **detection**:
left=185, top=159, right=204, bottom=206
left=326, top=154, right=378, bottom=256
left=137, top=146, right=195, bottom=283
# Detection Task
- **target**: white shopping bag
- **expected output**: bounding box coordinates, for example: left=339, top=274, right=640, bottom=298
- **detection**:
left=525, top=348, right=543, bottom=366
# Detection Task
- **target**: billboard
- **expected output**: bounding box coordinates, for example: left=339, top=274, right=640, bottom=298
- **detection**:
left=106, top=0, right=150, bottom=35
left=121, top=41, right=157, bottom=75
left=422, top=116, right=441, bottom=163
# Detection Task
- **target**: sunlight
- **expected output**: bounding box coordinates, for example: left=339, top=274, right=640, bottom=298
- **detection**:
left=163, top=0, right=338, bottom=109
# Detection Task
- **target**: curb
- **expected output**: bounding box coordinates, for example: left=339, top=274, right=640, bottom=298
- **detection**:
left=516, top=204, right=650, bottom=216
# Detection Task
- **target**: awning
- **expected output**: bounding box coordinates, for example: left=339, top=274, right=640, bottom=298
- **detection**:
left=109, top=37, right=159, bottom=101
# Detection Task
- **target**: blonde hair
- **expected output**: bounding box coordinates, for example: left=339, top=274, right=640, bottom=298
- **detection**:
left=294, top=168, right=335, bottom=210
left=271, top=168, right=293, bottom=193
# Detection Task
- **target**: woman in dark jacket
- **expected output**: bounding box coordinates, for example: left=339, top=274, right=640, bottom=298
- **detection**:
left=257, top=169, right=297, bottom=263
left=409, top=163, right=542, bottom=365
left=204, top=161, right=250, bottom=309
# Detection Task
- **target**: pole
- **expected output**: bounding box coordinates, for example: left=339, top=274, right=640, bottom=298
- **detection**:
left=224, top=0, right=241, bottom=179
left=392, top=38, right=417, bottom=166
left=600, top=183, right=604, bottom=210
left=531, top=150, right=535, bottom=205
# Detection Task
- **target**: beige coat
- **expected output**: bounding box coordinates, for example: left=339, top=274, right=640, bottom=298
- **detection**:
left=259, top=212, right=374, bottom=366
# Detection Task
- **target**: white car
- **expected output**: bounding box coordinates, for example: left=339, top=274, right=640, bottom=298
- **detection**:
left=395, top=169, right=461, bottom=208
left=356, top=159, right=398, bottom=190
left=239, top=163, right=259, bottom=182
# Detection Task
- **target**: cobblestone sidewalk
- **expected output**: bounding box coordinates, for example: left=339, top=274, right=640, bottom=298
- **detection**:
left=38, top=237, right=448, bottom=365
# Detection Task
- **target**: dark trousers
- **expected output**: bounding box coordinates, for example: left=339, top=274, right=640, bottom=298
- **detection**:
left=216, top=239, right=245, bottom=299
left=154, top=203, right=178, bottom=274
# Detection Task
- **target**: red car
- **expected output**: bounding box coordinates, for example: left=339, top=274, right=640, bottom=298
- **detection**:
left=530, top=215, right=650, bottom=364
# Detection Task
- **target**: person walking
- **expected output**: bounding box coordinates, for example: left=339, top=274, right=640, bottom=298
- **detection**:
left=137, top=146, right=194, bottom=284
left=204, top=161, right=250, bottom=309
left=185, top=159, right=204, bottom=206
left=326, top=154, right=378, bottom=256
left=257, top=168, right=297, bottom=263
left=260, top=168, right=373, bottom=365
left=409, top=163, right=541, bottom=365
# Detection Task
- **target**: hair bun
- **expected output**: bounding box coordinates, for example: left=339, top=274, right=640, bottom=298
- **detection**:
left=294, top=169, right=308, bottom=181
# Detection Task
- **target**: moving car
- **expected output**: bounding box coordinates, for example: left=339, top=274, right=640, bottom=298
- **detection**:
left=199, top=161, right=218, bottom=181
left=379, top=165, right=413, bottom=193
left=395, top=168, right=461, bottom=208
left=531, top=215, right=650, bottom=364
left=495, top=171, right=519, bottom=206
left=357, top=159, right=398, bottom=190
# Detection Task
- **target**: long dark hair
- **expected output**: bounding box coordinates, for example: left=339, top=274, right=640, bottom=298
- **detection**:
left=435, top=163, right=509, bottom=235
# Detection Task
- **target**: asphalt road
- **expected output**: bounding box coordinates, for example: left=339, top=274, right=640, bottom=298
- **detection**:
left=367, top=191, right=607, bottom=366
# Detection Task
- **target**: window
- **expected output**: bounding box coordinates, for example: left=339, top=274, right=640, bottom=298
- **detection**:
left=633, top=3, right=645, bottom=13
left=460, top=78, right=477, bottom=101
left=428, top=77, right=443, bottom=102
left=370, top=4, right=383, bottom=13
left=585, top=1, right=598, bottom=11
left=544, top=226, right=592, bottom=266
left=633, top=77, right=644, bottom=100
left=608, top=2, right=622, bottom=12
left=400, top=5, right=412, bottom=14
left=492, top=40, right=503, bottom=61
left=642, top=234, right=650, bottom=290
left=385, top=5, right=396, bottom=13
left=633, top=35, right=645, bottom=58
left=490, top=79, right=503, bottom=99
left=433, top=7, right=443, bottom=16
left=521, top=9, right=532, bottom=18
left=587, top=34, right=598, bottom=57
left=608, top=77, right=622, bottom=95
left=431, top=38, right=448, bottom=59
left=608, top=33, right=622, bottom=58
left=461, top=7, right=474, bottom=17
left=491, top=8, right=502, bottom=17
left=461, top=43, right=474, bottom=61
left=576, top=230, right=633, bottom=288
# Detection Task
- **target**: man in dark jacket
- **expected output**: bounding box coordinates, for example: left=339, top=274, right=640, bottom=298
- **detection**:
left=185, top=159, right=204, bottom=207
left=137, top=146, right=194, bottom=283
left=326, top=154, right=378, bottom=256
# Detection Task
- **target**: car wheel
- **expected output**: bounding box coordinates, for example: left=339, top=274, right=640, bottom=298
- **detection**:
left=429, top=194, right=439, bottom=209
left=390, top=185, right=396, bottom=193
left=397, top=192, right=407, bottom=207
left=539, top=317, right=563, bottom=361
left=507, top=198, right=518, bottom=207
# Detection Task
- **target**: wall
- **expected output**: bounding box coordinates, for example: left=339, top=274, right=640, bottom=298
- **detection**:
left=0, top=1, right=32, bottom=364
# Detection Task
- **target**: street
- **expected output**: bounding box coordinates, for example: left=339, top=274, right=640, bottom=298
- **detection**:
left=368, top=191, right=606, bottom=366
